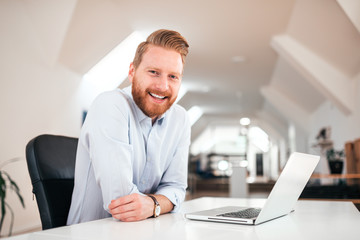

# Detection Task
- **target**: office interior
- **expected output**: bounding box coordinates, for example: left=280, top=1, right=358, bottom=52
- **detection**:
left=1, top=0, right=359, bottom=237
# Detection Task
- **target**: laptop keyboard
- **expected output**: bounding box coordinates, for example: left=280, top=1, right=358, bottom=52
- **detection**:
left=217, top=208, right=261, bottom=219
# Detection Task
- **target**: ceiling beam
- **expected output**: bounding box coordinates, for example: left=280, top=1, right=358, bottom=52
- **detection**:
left=190, top=116, right=208, bottom=142
left=271, top=34, right=356, bottom=115
left=260, top=85, right=310, bottom=133
left=256, top=109, right=288, bottom=141
left=337, top=0, right=360, bottom=34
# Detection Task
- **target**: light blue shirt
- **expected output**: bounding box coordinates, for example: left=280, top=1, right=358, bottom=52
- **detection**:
left=67, top=86, right=190, bottom=225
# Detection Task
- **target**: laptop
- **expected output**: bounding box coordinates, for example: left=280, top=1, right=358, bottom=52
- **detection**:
left=185, top=152, right=319, bottom=225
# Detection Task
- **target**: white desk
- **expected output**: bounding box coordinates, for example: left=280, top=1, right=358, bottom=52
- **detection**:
left=5, top=197, right=360, bottom=240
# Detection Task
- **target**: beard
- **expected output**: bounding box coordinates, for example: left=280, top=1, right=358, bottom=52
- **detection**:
left=131, top=76, right=177, bottom=119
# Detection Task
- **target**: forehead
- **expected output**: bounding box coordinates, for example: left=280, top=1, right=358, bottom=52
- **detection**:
left=139, top=45, right=183, bottom=74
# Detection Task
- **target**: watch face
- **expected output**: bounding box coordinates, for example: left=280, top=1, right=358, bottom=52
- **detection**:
left=155, top=205, right=161, bottom=216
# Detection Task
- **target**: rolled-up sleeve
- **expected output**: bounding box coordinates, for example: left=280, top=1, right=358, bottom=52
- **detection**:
left=84, top=92, right=140, bottom=212
left=155, top=113, right=191, bottom=212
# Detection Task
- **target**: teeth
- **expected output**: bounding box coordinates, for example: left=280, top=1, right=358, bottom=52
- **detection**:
left=149, top=92, right=166, bottom=99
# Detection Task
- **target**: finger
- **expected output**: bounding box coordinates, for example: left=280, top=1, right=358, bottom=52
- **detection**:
left=109, top=194, right=135, bottom=210
left=109, top=201, right=137, bottom=215
left=112, top=209, right=140, bottom=221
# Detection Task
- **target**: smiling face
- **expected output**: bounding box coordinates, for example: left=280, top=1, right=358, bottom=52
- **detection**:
left=128, top=45, right=183, bottom=120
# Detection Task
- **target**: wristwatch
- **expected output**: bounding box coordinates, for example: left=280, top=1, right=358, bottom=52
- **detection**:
left=148, top=195, right=161, bottom=218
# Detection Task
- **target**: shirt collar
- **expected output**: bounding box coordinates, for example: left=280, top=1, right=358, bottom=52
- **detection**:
left=123, top=86, right=167, bottom=125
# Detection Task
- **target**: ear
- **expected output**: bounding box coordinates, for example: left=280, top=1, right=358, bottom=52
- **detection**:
left=128, top=62, right=135, bottom=83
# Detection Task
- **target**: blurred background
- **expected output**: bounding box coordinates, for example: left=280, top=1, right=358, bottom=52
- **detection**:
left=1, top=0, right=359, bottom=236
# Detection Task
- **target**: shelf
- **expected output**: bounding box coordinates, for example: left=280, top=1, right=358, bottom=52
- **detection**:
left=311, top=173, right=360, bottom=179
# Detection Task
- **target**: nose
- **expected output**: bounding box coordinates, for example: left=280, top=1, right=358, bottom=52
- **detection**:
left=155, top=75, right=169, bottom=92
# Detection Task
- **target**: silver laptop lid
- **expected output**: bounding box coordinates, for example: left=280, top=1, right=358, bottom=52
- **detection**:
left=255, top=152, right=319, bottom=224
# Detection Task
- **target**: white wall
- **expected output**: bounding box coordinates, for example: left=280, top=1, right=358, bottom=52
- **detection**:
left=0, top=0, right=83, bottom=236
left=308, top=76, right=360, bottom=174
left=309, top=79, right=360, bottom=149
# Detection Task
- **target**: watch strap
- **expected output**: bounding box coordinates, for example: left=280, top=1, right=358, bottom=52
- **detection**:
left=148, top=195, right=160, bottom=217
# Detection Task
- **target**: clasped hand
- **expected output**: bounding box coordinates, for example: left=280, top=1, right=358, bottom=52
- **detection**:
left=108, top=193, right=154, bottom=222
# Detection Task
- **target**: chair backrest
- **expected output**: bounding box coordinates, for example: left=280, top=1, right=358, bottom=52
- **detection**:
left=26, top=134, right=78, bottom=230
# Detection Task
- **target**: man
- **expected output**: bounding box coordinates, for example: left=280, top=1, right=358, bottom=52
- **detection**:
left=67, top=29, right=190, bottom=224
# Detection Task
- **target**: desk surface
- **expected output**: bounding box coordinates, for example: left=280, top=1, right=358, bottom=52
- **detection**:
left=5, top=197, right=360, bottom=240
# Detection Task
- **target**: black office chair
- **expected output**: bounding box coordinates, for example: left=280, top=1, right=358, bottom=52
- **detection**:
left=25, top=134, right=78, bottom=230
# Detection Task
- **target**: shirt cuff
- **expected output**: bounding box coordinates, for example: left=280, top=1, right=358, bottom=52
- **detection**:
left=155, top=188, right=185, bottom=212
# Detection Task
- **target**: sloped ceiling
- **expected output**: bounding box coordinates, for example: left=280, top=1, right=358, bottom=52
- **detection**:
left=287, top=0, right=360, bottom=76
left=23, top=0, right=77, bottom=66
left=40, top=0, right=360, bottom=141
left=264, top=0, right=360, bottom=131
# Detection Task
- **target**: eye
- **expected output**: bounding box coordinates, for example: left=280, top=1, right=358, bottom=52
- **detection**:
left=149, top=70, right=159, bottom=76
left=169, top=75, right=178, bottom=80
